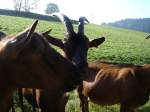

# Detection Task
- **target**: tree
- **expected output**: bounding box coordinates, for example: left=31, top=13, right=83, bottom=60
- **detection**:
left=45, top=3, right=59, bottom=15
left=13, top=0, right=39, bottom=12
left=23, top=0, right=39, bottom=12
left=13, top=0, right=23, bottom=11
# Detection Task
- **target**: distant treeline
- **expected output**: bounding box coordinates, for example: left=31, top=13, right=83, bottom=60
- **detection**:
left=0, top=9, right=78, bottom=24
left=106, top=18, right=150, bottom=33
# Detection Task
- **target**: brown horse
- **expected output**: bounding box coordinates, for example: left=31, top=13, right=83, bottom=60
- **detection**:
left=18, top=13, right=105, bottom=112
left=0, top=20, right=82, bottom=112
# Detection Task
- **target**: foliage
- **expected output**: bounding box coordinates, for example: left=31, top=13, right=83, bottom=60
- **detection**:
left=0, top=15, right=150, bottom=112
left=0, top=9, right=60, bottom=22
left=0, top=9, right=78, bottom=24
left=13, top=0, right=39, bottom=12
left=107, top=18, right=150, bottom=33
left=45, top=3, right=60, bottom=15
left=13, top=0, right=22, bottom=11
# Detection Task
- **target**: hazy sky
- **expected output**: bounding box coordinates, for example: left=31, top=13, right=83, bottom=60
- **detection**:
left=0, top=0, right=150, bottom=24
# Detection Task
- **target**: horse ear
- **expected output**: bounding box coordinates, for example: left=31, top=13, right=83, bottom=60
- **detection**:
left=3, top=20, right=38, bottom=59
left=89, top=37, right=105, bottom=48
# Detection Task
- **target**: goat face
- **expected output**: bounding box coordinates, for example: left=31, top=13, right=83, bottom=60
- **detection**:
left=63, top=33, right=90, bottom=75
left=43, top=13, right=105, bottom=75
left=0, top=20, right=82, bottom=91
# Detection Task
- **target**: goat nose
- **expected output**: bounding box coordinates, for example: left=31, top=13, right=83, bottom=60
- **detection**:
left=77, top=61, right=88, bottom=67
left=77, top=62, right=88, bottom=73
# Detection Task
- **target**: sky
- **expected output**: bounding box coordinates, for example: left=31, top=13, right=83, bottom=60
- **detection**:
left=0, top=0, right=150, bottom=24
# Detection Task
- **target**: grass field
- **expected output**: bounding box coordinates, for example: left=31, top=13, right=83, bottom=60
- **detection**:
left=1, top=15, right=150, bottom=112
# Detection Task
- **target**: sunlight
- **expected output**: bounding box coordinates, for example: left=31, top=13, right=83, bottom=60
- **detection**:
left=0, top=0, right=150, bottom=24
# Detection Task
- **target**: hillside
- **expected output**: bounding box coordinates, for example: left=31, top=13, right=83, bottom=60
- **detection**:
left=0, top=15, right=150, bottom=64
left=106, top=18, right=150, bottom=33
left=1, top=15, right=150, bottom=112
left=0, top=9, right=78, bottom=24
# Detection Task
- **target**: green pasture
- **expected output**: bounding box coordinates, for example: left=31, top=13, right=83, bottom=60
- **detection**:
left=0, top=15, right=150, bottom=112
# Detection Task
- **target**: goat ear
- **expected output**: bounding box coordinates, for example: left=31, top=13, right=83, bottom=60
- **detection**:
left=42, top=33, right=64, bottom=50
left=10, top=20, right=38, bottom=44
left=89, top=37, right=105, bottom=48
left=4, top=20, right=38, bottom=59
left=42, top=29, right=52, bottom=36
left=26, top=20, right=38, bottom=40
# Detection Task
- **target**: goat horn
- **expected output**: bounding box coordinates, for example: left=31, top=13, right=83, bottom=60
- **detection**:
left=52, top=13, right=74, bottom=35
left=78, top=17, right=89, bottom=35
